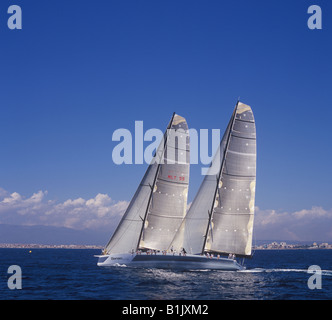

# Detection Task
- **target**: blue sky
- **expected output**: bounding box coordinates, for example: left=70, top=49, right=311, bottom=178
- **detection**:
left=1, top=0, right=332, bottom=241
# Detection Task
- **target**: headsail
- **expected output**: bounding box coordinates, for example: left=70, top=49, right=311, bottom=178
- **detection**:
left=104, top=160, right=158, bottom=255
left=139, top=114, right=190, bottom=251
left=104, top=113, right=190, bottom=254
left=170, top=109, right=234, bottom=255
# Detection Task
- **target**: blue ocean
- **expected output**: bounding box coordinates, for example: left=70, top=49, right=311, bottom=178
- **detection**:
left=0, top=249, right=331, bottom=300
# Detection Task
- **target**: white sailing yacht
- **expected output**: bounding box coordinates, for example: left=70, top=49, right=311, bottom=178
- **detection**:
left=96, top=102, right=256, bottom=270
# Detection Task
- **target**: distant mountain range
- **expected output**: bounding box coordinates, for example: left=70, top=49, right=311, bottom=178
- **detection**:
left=0, top=224, right=318, bottom=247
left=0, top=224, right=110, bottom=246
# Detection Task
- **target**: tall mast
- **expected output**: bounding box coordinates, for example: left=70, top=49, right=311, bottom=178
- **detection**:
left=136, top=112, right=176, bottom=251
left=201, top=102, right=239, bottom=254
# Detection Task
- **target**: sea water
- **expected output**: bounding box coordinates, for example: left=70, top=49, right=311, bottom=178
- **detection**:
left=0, top=248, right=331, bottom=300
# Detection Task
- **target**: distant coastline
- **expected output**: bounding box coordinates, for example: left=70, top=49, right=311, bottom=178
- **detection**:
left=1, top=241, right=332, bottom=250
left=253, top=241, right=332, bottom=250
left=0, top=243, right=103, bottom=249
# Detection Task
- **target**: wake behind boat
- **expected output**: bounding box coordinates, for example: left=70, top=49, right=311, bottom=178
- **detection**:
left=96, top=102, right=257, bottom=271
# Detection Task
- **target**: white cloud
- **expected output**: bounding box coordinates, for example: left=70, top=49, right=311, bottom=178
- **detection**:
left=293, top=206, right=329, bottom=219
left=254, top=206, right=332, bottom=242
left=0, top=188, right=129, bottom=231
left=2, top=192, right=22, bottom=204
left=1, top=187, right=331, bottom=242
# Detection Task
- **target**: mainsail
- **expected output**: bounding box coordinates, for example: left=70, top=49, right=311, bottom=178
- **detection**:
left=104, top=113, right=190, bottom=254
left=205, top=102, right=256, bottom=257
left=171, top=102, right=256, bottom=257
left=139, top=114, right=190, bottom=251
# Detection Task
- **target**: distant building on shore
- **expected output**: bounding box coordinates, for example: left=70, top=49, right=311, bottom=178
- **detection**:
left=254, top=241, right=332, bottom=250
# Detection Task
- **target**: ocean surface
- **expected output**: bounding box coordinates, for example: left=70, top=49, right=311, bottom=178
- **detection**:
left=0, top=248, right=332, bottom=300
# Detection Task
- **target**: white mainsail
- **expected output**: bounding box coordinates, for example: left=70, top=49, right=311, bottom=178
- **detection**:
left=205, top=102, right=256, bottom=257
left=104, top=113, right=190, bottom=254
left=171, top=102, right=256, bottom=257
left=139, top=114, right=190, bottom=251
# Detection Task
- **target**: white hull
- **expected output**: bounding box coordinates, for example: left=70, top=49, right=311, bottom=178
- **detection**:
left=96, top=253, right=244, bottom=271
